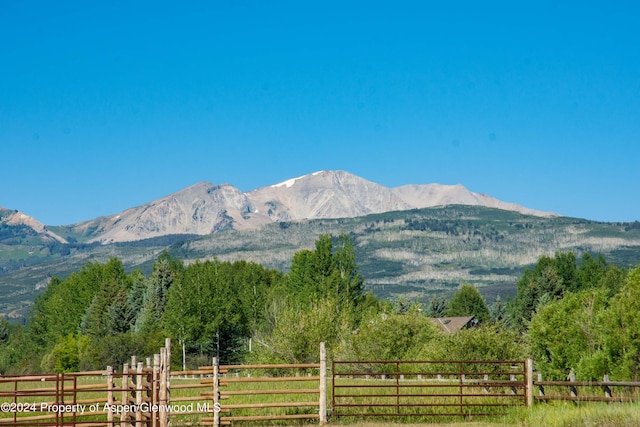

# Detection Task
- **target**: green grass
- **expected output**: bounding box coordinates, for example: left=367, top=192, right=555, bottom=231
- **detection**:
left=519, top=402, right=640, bottom=427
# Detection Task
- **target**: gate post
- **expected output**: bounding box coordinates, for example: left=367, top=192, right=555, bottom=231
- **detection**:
left=159, top=347, right=168, bottom=427
left=319, top=342, right=327, bottom=424
left=122, top=363, right=130, bottom=426
left=526, top=359, right=534, bottom=407
left=213, top=357, right=220, bottom=427
left=136, top=361, right=144, bottom=427
left=153, top=354, right=161, bottom=427
left=107, top=366, right=114, bottom=426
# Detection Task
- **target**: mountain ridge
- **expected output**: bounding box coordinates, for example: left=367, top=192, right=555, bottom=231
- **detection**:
left=0, top=207, right=67, bottom=244
left=8, top=171, right=558, bottom=244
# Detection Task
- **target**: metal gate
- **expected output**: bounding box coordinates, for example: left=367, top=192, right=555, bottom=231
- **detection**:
left=332, top=360, right=528, bottom=419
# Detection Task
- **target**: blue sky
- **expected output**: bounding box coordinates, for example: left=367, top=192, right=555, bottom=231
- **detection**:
left=1, top=1, right=639, bottom=225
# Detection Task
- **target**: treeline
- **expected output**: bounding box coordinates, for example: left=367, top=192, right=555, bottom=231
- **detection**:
left=0, top=236, right=638, bottom=383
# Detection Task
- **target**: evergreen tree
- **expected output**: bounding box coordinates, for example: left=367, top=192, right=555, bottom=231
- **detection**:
left=490, top=295, right=508, bottom=324
left=0, top=318, right=9, bottom=344
left=426, top=296, right=448, bottom=317
left=81, top=258, right=132, bottom=338
left=125, top=271, right=148, bottom=329
left=135, top=252, right=183, bottom=334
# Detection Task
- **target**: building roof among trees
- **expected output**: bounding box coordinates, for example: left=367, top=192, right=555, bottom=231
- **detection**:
left=429, top=316, right=478, bottom=334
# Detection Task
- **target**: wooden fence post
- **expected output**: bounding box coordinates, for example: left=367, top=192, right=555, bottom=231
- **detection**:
left=145, top=358, right=152, bottom=426
left=603, top=374, right=612, bottom=399
left=319, top=342, right=327, bottom=425
left=159, top=347, right=168, bottom=427
left=153, top=354, right=160, bottom=427
left=537, top=374, right=545, bottom=397
left=136, top=361, right=144, bottom=427
left=569, top=372, right=578, bottom=399
left=213, top=357, right=220, bottom=427
left=165, top=338, right=171, bottom=427
left=526, top=359, right=534, bottom=407
left=107, top=366, right=114, bottom=426
left=122, top=363, right=130, bottom=427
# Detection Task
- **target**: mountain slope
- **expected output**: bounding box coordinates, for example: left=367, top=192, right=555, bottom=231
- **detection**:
left=0, top=207, right=67, bottom=244
left=50, top=170, right=556, bottom=244
left=77, top=182, right=272, bottom=244
left=392, top=184, right=555, bottom=217
left=246, top=170, right=414, bottom=221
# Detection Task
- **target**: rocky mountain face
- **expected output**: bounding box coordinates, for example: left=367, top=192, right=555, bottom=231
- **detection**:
left=76, top=183, right=272, bottom=244
left=0, top=207, right=67, bottom=244
left=391, top=183, right=553, bottom=217
left=247, top=170, right=414, bottom=221
left=51, top=170, right=556, bottom=243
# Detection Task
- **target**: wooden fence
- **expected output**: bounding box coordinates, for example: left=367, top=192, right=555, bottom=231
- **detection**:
left=0, top=339, right=172, bottom=427
left=332, top=359, right=531, bottom=419
left=534, top=373, right=640, bottom=403
left=4, top=341, right=640, bottom=427
left=200, top=342, right=328, bottom=426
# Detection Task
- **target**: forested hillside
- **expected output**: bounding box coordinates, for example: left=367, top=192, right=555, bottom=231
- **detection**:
left=3, top=206, right=640, bottom=319
left=1, top=234, right=639, bottom=383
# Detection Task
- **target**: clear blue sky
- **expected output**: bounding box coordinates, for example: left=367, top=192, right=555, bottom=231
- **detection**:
left=2, top=1, right=639, bottom=225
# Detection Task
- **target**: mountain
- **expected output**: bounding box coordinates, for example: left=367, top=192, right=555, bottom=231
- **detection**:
left=54, top=170, right=556, bottom=244
left=0, top=207, right=67, bottom=244
left=391, top=183, right=554, bottom=217
left=73, top=182, right=272, bottom=244
left=247, top=170, right=414, bottom=221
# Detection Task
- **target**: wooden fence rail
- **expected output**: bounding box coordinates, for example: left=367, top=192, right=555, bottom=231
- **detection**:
left=0, top=338, right=172, bottom=427
left=534, top=372, right=640, bottom=403
left=200, top=342, right=327, bottom=426
left=332, top=359, right=529, bottom=420
left=5, top=344, right=640, bottom=427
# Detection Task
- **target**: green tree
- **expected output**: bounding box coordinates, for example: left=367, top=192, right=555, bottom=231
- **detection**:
left=29, top=259, right=127, bottom=351
left=421, top=323, right=527, bottom=364
left=163, top=259, right=276, bottom=363
left=602, top=267, right=640, bottom=380
left=82, top=333, right=146, bottom=371
left=513, top=255, right=564, bottom=326
left=341, top=310, right=440, bottom=362
left=529, top=288, right=609, bottom=380
left=125, top=271, right=148, bottom=329
left=511, top=252, right=625, bottom=328
left=490, top=295, right=508, bottom=325
left=332, top=233, right=365, bottom=307
left=446, top=284, right=490, bottom=323
left=251, top=297, right=351, bottom=364
left=252, top=234, right=369, bottom=364
left=577, top=253, right=608, bottom=289
left=41, top=334, right=90, bottom=373
left=81, top=258, right=132, bottom=338
left=426, top=296, right=448, bottom=317
left=282, top=233, right=364, bottom=312
left=0, top=318, right=8, bottom=344
left=135, top=252, right=183, bottom=334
